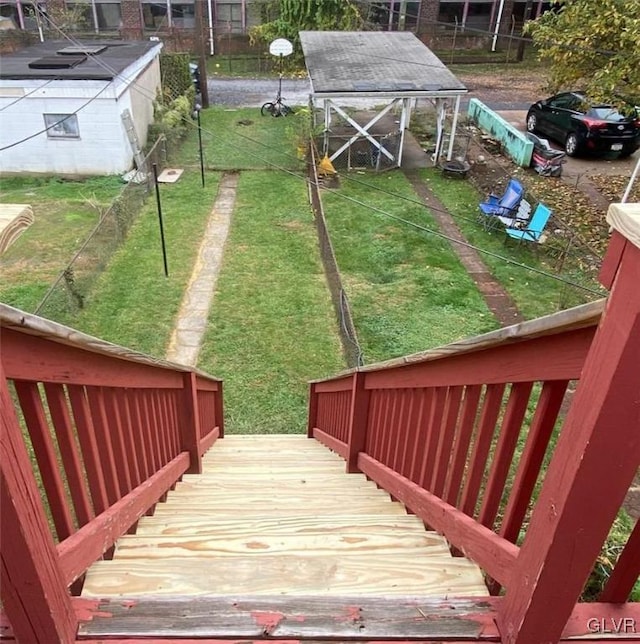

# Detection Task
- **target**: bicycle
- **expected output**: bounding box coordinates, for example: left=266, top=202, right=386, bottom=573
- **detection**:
left=261, top=96, right=292, bottom=117
left=261, top=62, right=293, bottom=117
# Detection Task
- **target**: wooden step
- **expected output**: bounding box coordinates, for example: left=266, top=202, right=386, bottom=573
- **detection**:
left=173, top=479, right=378, bottom=492
left=82, top=554, right=488, bottom=597
left=150, top=502, right=408, bottom=517
left=114, top=532, right=450, bottom=558
left=134, top=514, right=428, bottom=537
left=168, top=494, right=391, bottom=507
left=82, top=435, right=488, bottom=602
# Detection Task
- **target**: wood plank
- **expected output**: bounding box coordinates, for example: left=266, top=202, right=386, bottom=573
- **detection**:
left=155, top=491, right=396, bottom=506
left=182, top=472, right=375, bottom=482
left=76, top=595, right=500, bottom=639
left=113, top=533, right=450, bottom=558
left=81, top=554, right=488, bottom=597
left=197, top=466, right=349, bottom=475
left=132, top=514, right=428, bottom=537
left=150, top=502, right=408, bottom=517
left=173, top=480, right=378, bottom=491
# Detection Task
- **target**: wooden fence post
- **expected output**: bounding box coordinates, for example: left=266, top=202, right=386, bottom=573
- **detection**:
left=498, top=207, right=640, bottom=644
left=0, top=367, right=77, bottom=644
left=347, top=372, right=371, bottom=473
left=181, top=372, right=202, bottom=474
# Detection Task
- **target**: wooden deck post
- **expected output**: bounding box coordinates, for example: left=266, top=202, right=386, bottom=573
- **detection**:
left=0, top=367, right=77, bottom=644
left=307, top=382, right=318, bottom=438
left=181, top=372, right=203, bottom=474
left=498, top=204, right=640, bottom=643
left=214, top=380, right=225, bottom=439
left=347, top=372, right=371, bottom=473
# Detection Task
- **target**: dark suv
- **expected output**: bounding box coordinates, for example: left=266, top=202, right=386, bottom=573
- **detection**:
left=526, top=91, right=640, bottom=158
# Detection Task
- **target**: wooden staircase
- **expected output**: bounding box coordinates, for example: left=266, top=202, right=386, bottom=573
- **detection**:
left=82, top=435, right=488, bottom=598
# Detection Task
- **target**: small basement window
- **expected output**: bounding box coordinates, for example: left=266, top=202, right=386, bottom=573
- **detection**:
left=43, top=113, right=80, bottom=139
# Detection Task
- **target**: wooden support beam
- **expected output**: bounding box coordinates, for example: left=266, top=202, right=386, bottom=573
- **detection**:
left=498, top=218, right=640, bottom=643
left=347, top=372, right=369, bottom=473
left=0, top=367, right=77, bottom=644
left=181, top=372, right=203, bottom=473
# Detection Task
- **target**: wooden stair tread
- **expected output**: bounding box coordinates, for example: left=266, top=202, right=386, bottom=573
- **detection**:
left=150, top=504, right=408, bottom=517
left=82, top=554, right=488, bottom=597
left=134, top=514, right=428, bottom=536
left=174, top=480, right=378, bottom=491
left=165, top=490, right=391, bottom=502
left=114, top=533, right=451, bottom=558
left=81, top=435, right=488, bottom=601
left=181, top=472, right=368, bottom=481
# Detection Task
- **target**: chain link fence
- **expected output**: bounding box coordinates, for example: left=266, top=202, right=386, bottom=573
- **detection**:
left=319, top=132, right=402, bottom=172
left=34, top=137, right=169, bottom=322
left=308, top=145, right=364, bottom=368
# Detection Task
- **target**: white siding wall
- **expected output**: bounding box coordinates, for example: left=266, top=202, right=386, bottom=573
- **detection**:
left=125, top=56, right=162, bottom=147
left=0, top=44, right=162, bottom=176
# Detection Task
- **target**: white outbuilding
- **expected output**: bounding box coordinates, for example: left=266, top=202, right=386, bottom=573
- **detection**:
left=0, top=40, right=162, bottom=176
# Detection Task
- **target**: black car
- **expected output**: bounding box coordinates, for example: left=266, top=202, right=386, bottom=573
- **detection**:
left=526, top=91, right=640, bottom=158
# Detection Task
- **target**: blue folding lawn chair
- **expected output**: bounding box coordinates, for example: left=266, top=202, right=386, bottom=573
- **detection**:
left=504, top=202, right=552, bottom=244
left=478, top=178, right=525, bottom=230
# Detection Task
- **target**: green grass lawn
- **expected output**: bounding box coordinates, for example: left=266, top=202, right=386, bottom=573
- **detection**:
left=70, top=170, right=222, bottom=357
left=321, top=171, right=499, bottom=364
left=175, top=106, right=305, bottom=172
left=197, top=170, right=344, bottom=434
left=0, top=176, right=123, bottom=311
left=420, top=169, right=606, bottom=320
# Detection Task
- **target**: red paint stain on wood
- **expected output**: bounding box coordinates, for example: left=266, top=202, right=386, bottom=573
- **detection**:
left=73, top=598, right=113, bottom=622
left=338, top=605, right=362, bottom=623
left=251, top=610, right=284, bottom=634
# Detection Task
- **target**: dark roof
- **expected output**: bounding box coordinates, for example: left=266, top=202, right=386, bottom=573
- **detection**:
left=0, top=40, right=160, bottom=80
left=299, top=31, right=467, bottom=95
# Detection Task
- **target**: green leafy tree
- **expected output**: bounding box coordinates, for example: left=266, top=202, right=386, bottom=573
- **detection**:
left=250, top=0, right=363, bottom=64
left=526, top=0, right=640, bottom=106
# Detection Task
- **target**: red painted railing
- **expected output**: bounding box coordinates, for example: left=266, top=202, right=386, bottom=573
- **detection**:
left=309, top=302, right=602, bottom=590
left=0, top=304, right=223, bottom=643
left=309, top=203, right=640, bottom=642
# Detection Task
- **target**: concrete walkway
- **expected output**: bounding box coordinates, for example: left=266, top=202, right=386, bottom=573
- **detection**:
left=166, top=172, right=238, bottom=366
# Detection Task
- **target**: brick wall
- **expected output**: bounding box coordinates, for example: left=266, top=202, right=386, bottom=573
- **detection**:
left=120, top=0, right=143, bottom=39
left=416, top=0, right=439, bottom=40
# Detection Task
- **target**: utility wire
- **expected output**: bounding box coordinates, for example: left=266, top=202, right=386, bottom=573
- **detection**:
left=31, top=8, right=604, bottom=297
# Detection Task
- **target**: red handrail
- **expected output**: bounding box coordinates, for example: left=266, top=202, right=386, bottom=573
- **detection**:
left=0, top=304, right=223, bottom=642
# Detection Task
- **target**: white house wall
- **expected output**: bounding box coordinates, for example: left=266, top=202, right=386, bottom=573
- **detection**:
left=123, top=56, right=162, bottom=148
left=0, top=80, right=132, bottom=175
left=0, top=44, right=161, bottom=176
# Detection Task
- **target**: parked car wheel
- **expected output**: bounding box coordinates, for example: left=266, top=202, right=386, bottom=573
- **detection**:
left=526, top=112, right=538, bottom=133
left=565, top=132, right=580, bottom=156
